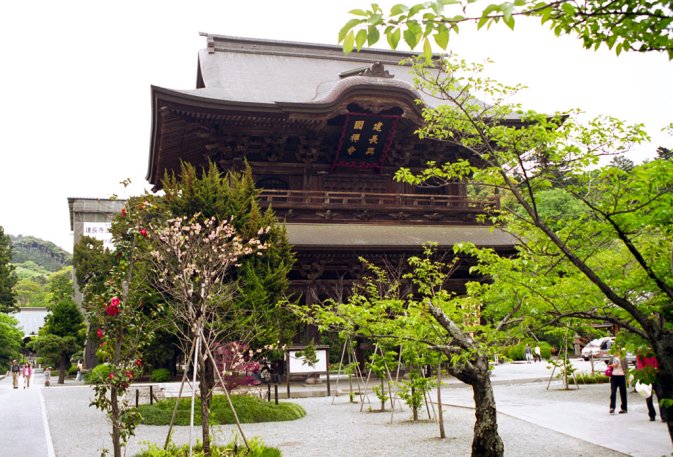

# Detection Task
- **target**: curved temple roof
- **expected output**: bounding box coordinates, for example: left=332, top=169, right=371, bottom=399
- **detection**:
left=147, top=34, right=510, bottom=187
left=186, top=33, right=438, bottom=107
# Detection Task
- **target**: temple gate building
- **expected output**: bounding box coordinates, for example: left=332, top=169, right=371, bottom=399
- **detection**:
left=147, top=34, right=516, bottom=341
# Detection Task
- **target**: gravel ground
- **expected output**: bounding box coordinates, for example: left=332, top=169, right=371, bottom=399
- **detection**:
left=44, top=385, right=628, bottom=457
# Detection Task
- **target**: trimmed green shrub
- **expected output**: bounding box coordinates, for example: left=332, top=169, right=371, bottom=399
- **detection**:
left=507, top=342, right=552, bottom=361
left=86, top=363, right=112, bottom=384
left=575, top=372, right=610, bottom=384
left=137, top=394, right=306, bottom=425
left=68, top=364, right=79, bottom=376
left=150, top=368, right=171, bottom=383
left=134, top=438, right=281, bottom=457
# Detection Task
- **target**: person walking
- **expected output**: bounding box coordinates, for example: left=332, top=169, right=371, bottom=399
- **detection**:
left=75, top=359, right=84, bottom=382
left=525, top=344, right=533, bottom=363
left=534, top=344, right=542, bottom=362
left=44, top=366, right=52, bottom=387
left=636, top=350, right=666, bottom=422
left=10, top=359, right=20, bottom=389
left=22, top=362, right=32, bottom=389
left=609, top=352, right=628, bottom=414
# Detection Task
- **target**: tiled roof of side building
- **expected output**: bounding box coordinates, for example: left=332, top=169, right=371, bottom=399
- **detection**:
left=284, top=223, right=516, bottom=249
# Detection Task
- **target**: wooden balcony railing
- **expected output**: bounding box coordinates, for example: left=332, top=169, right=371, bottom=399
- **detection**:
left=257, top=190, right=498, bottom=212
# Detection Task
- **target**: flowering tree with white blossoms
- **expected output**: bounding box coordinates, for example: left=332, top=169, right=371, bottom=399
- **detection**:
left=148, top=214, right=268, bottom=457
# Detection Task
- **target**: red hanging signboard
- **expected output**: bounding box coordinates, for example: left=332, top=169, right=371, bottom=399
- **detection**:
left=331, top=113, right=400, bottom=171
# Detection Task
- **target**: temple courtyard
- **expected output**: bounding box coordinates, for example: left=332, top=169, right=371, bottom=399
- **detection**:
left=1, top=360, right=671, bottom=456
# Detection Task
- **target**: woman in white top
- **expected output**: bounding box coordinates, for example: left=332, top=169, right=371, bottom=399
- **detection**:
left=609, top=354, right=628, bottom=414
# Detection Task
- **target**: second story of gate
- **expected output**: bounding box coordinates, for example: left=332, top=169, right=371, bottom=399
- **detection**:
left=147, top=34, right=501, bottom=225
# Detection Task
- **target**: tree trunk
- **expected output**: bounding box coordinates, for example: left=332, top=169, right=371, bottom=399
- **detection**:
left=198, top=346, right=211, bottom=457
left=429, top=304, right=504, bottom=457
left=471, top=374, right=504, bottom=457
left=58, top=353, right=67, bottom=384
left=653, top=333, right=673, bottom=445
left=111, top=387, right=121, bottom=457
left=437, top=363, right=445, bottom=439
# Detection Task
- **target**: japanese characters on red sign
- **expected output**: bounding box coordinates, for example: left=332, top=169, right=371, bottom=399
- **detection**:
left=332, top=113, right=399, bottom=171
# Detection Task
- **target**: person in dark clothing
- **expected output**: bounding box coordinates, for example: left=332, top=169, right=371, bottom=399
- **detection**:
left=608, top=354, right=628, bottom=414
left=10, top=360, right=20, bottom=389
left=637, top=352, right=667, bottom=422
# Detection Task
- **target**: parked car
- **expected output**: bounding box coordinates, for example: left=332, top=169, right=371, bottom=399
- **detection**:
left=581, top=337, right=614, bottom=361
left=581, top=337, right=636, bottom=365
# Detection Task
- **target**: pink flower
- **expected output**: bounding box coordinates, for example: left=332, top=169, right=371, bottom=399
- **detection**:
left=97, top=328, right=104, bottom=339
left=139, top=228, right=148, bottom=237
left=110, top=297, right=121, bottom=307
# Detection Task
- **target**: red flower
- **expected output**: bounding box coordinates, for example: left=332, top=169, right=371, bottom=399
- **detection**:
left=110, top=296, right=121, bottom=307
left=125, top=371, right=134, bottom=379
left=108, top=372, right=115, bottom=380
left=134, top=358, right=142, bottom=367
left=121, top=208, right=127, bottom=217
left=105, top=305, right=120, bottom=317
left=139, top=227, right=148, bottom=238
left=96, top=328, right=104, bottom=339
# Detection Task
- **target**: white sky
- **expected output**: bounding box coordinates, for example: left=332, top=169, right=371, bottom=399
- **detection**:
left=1, top=1, right=671, bottom=253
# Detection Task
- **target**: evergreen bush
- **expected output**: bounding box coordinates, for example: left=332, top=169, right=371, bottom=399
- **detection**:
left=150, top=368, right=171, bottom=383
left=86, top=363, right=112, bottom=384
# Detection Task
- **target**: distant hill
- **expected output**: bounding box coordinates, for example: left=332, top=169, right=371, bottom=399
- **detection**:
left=10, top=235, right=72, bottom=272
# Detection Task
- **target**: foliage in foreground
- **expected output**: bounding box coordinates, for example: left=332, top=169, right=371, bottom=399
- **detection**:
left=339, top=0, right=673, bottom=60
left=0, top=225, right=17, bottom=313
left=0, top=313, right=22, bottom=371
left=136, top=395, right=306, bottom=426
left=134, top=438, right=281, bottom=457
left=390, top=55, right=673, bottom=446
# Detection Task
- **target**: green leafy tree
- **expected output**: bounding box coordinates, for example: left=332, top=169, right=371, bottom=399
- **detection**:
left=0, top=313, right=22, bottom=371
left=29, top=274, right=86, bottom=384
left=0, top=226, right=17, bottom=313
left=14, top=278, right=47, bottom=308
left=158, top=161, right=296, bottom=347
left=391, top=56, right=673, bottom=444
left=292, top=250, right=518, bottom=457
left=73, top=236, right=115, bottom=298
left=46, top=267, right=75, bottom=304
left=339, top=0, right=673, bottom=59
left=13, top=260, right=51, bottom=281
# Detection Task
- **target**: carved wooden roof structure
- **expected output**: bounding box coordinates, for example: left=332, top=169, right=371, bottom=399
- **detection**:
left=147, top=34, right=516, bottom=303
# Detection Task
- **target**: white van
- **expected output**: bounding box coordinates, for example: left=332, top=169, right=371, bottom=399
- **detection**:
left=581, top=337, right=614, bottom=361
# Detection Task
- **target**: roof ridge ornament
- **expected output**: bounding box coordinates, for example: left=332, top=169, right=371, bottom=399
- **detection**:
left=339, top=61, right=394, bottom=79
left=363, top=62, right=393, bottom=78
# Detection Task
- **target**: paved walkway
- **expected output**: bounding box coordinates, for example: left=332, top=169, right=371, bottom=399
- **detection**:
left=1, top=360, right=671, bottom=456
left=0, top=370, right=54, bottom=457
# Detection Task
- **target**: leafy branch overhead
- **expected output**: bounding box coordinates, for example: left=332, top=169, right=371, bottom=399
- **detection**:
left=340, top=0, right=673, bottom=60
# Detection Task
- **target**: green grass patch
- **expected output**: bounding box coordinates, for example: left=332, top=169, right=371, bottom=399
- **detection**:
left=137, top=394, right=306, bottom=426
left=575, top=372, right=609, bottom=384
left=134, top=438, right=281, bottom=457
